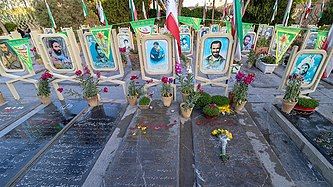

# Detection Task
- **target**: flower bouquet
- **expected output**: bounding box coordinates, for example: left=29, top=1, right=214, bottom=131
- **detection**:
left=211, top=128, right=233, bottom=162
left=161, top=76, right=174, bottom=107
left=37, top=71, right=53, bottom=104
left=231, top=71, right=255, bottom=113
left=282, top=74, right=303, bottom=113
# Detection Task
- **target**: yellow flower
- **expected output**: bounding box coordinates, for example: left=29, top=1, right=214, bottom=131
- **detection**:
left=211, top=129, right=218, bottom=136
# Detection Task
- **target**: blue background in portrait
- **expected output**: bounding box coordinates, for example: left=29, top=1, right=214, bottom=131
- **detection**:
left=202, top=37, right=229, bottom=71
left=86, top=35, right=115, bottom=69
left=180, top=34, right=191, bottom=53
left=211, top=25, right=219, bottom=33
left=145, top=39, right=169, bottom=73
left=291, top=53, right=323, bottom=85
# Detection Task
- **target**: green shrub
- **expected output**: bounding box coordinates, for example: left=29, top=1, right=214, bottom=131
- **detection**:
left=196, top=92, right=212, bottom=108
left=211, top=95, right=229, bottom=106
left=203, top=104, right=220, bottom=117
left=297, top=97, right=319, bottom=109
left=247, top=49, right=256, bottom=67
left=139, top=96, right=151, bottom=105
left=256, top=38, right=270, bottom=48
left=261, top=55, right=276, bottom=64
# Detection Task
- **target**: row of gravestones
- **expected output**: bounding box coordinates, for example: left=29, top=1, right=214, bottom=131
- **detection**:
left=0, top=24, right=331, bottom=102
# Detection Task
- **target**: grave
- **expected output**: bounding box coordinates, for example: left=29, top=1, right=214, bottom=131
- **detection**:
left=104, top=101, right=180, bottom=186
left=0, top=100, right=87, bottom=186
left=14, top=103, right=124, bottom=186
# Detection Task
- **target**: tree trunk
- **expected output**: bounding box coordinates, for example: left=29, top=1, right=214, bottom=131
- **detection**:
left=0, top=21, right=9, bottom=35
left=178, top=0, right=184, bottom=16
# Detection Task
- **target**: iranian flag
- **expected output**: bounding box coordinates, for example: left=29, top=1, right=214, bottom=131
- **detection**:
left=129, top=0, right=138, bottom=21
left=165, top=0, right=181, bottom=57
left=232, top=0, right=243, bottom=62
left=304, top=0, right=312, bottom=19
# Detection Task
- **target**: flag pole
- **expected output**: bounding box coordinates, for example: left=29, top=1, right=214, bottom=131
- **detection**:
left=282, top=0, right=293, bottom=26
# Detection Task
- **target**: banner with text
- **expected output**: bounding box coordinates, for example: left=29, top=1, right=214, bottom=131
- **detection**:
left=6, top=38, right=33, bottom=71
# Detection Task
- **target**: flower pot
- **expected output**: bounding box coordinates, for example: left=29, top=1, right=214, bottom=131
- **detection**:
left=162, top=95, right=173, bottom=107
left=86, top=95, right=99, bottom=107
left=256, top=59, right=278, bottom=74
left=181, top=92, right=190, bottom=101
left=281, top=99, right=297, bottom=114
left=180, top=102, right=193, bottom=119
left=127, top=95, right=138, bottom=106
left=293, top=104, right=317, bottom=112
left=39, top=96, right=51, bottom=105
left=235, top=101, right=247, bottom=113
left=0, top=92, right=5, bottom=104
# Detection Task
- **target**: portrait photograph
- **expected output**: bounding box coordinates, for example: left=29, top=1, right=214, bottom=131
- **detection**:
left=180, top=25, right=190, bottom=33
left=0, top=39, right=24, bottom=72
left=199, top=27, right=210, bottom=37
left=85, top=34, right=116, bottom=70
left=144, top=38, right=171, bottom=75
left=117, top=33, right=133, bottom=53
left=180, top=34, right=191, bottom=53
left=242, top=32, right=256, bottom=52
left=304, top=32, right=318, bottom=49
left=200, top=36, right=231, bottom=74
left=42, top=36, right=74, bottom=70
left=210, top=24, right=220, bottom=33
left=290, top=53, right=324, bottom=86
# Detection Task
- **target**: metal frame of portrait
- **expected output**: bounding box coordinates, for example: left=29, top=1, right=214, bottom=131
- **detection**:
left=40, top=34, right=77, bottom=73
left=140, top=35, right=173, bottom=75
left=180, top=33, right=192, bottom=54
left=117, top=32, right=135, bottom=52
left=0, top=36, right=26, bottom=73
left=210, top=24, right=220, bottom=33
left=198, top=33, right=233, bottom=75
left=242, top=31, right=257, bottom=52
left=83, top=32, right=118, bottom=71
left=280, top=49, right=328, bottom=94
left=301, top=30, right=318, bottom=50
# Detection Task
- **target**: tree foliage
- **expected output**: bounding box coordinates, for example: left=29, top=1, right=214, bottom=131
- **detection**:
left=318, top=0, right=333, bottom=26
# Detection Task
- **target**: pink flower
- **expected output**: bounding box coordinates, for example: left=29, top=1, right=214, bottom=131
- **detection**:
left=161, top=76, right=169, bottom=84
left=103, top=87, right=109, bottom=93
left=57, top=87, right=64, bottom=93
left=175, top=62, right=182, bottom=74
left=119, top=47, right=126, bottom=53
left=83, top=66, right=91, bottom=75
left=236, top=71, right=245, bottom=82
left=243, top=73, right=255, bottom=85
left=95, top=71, right=101, bottom=78
left=41, top=71, right=53, bottom=80
left=197, top=83, right=203, bottom=92
left=146, top=79, right=153, bottom=84
left=75, top=70, right=82, bottom=76
left=130, top=75, right=139, bottom=80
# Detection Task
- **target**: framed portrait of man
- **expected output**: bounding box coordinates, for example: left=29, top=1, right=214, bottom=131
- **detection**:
left=199, top=27, right=210, bottom=38
left=242, top=32, right=256, bottom=52
left=117, top=33, right=134, bottom=53
left=180, top=25, right=190, bottom=33
left=302, top=32, right=318, bottom=50
left=41, top=35, right=75, bottom=71
left=199, top=35, right=233, bottom=74
left=180, top=33, right=191, bottom=53
left=210, top=24, right=220, bottom=33
left=282, top=50, right=327, bottom=91
left=0, top=39, right=25, bottom=72
left=141, top=35, right=172, bottom=75
left=84, top=33, right=117, bottom=71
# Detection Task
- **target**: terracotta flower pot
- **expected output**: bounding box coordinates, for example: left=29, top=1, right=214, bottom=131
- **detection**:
left=180, top=102, right=193, bottom=119
left=235, top=101, right=247, bottom=113
left=162, top=94, right=173, bottom=107
left=86, top=95, right=99, bottom=107
left=0, top=92, right=5, bottom=104
left=281, top=99, right=297, bottom=114
left=139, top=104, right=150, bottom=110
left=181, top=92, right=190, bottom=102
left=39, top=96, right=51, bottom=105
left=293, top=104, right=316, bottom=112
left=127, top=95, right=138, bottom=106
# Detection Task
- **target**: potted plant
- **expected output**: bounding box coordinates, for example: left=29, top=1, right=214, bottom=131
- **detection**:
left=138, top=96, right=151, bottom=109
left=247, top=49, right=256, bottom=68
left=255, top=37, right=270, bottom=54
left=256, top=54, right=278, bottom=74
left=196, top=92, right=212, bottom=109
left=161, top=76, right=173, bottom=107
left=178, top=73, right=194, bottom=101
left=127, top=75, right=142, bottom=106
left=282, top=74, right=303, bottom=114
left=180, top=91, right=201, bottom=119
left=211, top=95, right=229, bottom=107
left=294, top=97, right=319, bottom=113
left=37, top=71, right=53, bottom=105
left=232, top=71, right=255, bottom=113
left=203, top=103, right=220, bottom=119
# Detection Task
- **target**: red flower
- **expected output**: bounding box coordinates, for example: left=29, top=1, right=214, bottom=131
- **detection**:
left=130, top=75, right=139, bottom=80
left=197, top=83, right=203, bottom=92
left=95, top=71, right=101, bottom=78
left=83, top=66, right=91, bottom=75
left=75, top=70, right=82, bottom=76
left=119, top=47, right=126, bottom=53
left=243, top=73, right=255, bottom=85
left=103, top=87, right=109, bottom=93
left=236, top=71, right=245, bottom=82
left=41, top=71, right=53, bottom=80
left=57, top=87, right=64, bottom=93
left=146, top=79, right=153, bottom=84
left=161, top=76, right=169, bottom=84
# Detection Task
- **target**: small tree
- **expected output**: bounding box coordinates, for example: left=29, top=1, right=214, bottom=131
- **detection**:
left=318, top=0, right=333, bottom=26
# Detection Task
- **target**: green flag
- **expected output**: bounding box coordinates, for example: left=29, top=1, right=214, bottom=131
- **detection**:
left=178, top=16, right=202, bottom=31
left=130, top=18, right=155, bottom=34
left=45, top=0, right=56, bottom=29
left=234, top=0, right=243, bottom=50
left=90, top=26, right=112, bottom=60
left=6, top=38, right=33, bottom=71
left=314, top=30, right=329, bottom=49
left=243, top=22, right=254, bottom=35
left=81, top=0, right=89, bottom=17
left=224, top=20, right=232, bottom=33
left=275, top=26, right=302, bottom=64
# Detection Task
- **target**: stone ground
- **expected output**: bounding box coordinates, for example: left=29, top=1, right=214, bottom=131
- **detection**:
left=0, top=60, right=332, bottom=186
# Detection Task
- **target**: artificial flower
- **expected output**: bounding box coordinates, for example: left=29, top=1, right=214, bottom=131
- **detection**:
left=103, top=87, right=109, bottom=93
left=57, top=87, right=64, bottom=93
left=75, top=70, right=82, bottom=76
left=130, top=75, right=139, bottom=80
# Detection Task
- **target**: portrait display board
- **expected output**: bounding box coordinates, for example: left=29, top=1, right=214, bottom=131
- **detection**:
left=180, top=33, right=192, bottom=54
left=0, top=37, right=37, bottom=100
left=280, top=49, right=328, bottom=94
left=257, top=24, right=274, bottom=47
left=117, top=31, right=135, bottom=52
left=43, top=28, right=55, bottom=34
left=180, top=25, right=190, bottom=33
left=242, top=32, right=256, bottom=52
left=210, top=24, right=220, bottom=33
left=301, top=31, right=318, bottom=50
left=195, top=33, right=234, bottom=95
left=199, top=27, right=210, bottom=38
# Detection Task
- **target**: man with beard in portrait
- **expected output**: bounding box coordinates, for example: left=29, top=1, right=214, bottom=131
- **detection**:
left=48, top=40, right=72, bottom=69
